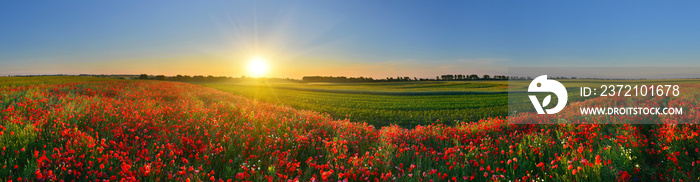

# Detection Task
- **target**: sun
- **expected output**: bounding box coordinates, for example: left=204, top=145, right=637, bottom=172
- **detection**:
left=247, top=57, right=270, bottom=77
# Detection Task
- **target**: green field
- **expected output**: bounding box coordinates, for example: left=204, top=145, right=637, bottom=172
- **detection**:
left=202, top=79, right=700, bottom=127
left=202, top=80, right=508, bottom=127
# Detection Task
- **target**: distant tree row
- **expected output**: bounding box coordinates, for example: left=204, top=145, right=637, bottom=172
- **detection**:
left=436, top=74, right=507, bottom=80
left=302, top=74, right=511, bottom=82
left=139, top=74, right=235, bottom=82
left=8, top=74, right=69, bottom=77
left=2, top=74, right=597, bottom=81
left=385, top=77, right=413, bottom=81
left=302, top=76, right=375, bottom=82
left=137, top=74, right=297, bottom=83
left=132, top=74, right=552, bottom=83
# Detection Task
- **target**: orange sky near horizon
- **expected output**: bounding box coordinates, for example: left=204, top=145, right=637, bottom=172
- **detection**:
left=4, top=53, right=507, bottom=79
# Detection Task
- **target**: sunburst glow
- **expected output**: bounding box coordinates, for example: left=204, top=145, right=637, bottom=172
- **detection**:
left=247, top=57, right=270, bottom=77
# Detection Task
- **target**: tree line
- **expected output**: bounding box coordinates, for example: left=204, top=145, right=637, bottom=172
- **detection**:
left=135, top=74, right=535, bottom=83
left=302, top=74, right=512, bottom=82
left=137, top=74, right=296, bottom=82
left=139, top=74, right=234, bottom=82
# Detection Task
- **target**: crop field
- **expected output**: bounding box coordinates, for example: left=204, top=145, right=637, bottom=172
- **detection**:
left=202, top=79, right=699, bottom=127
left=201, top=81, right=509, bottom=127
left=1, top=76, right=700, bottom=181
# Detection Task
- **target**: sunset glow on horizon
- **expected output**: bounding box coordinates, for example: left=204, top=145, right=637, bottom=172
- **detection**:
left=2, top=1, right=700, bottom=78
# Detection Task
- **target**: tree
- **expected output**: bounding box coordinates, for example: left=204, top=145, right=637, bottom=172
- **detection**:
left=441, top=74, right=455, bottom=81
left=482, top=74, right=490, bottom=79
left=155, top=75, right=166, bottom=81
left=493, top=75, right=508, bottom=80
left=139, top=74, right=148, bottom=80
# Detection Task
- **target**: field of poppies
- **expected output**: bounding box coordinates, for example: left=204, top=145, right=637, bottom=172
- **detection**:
left=1, top=76, right=700, bottom=181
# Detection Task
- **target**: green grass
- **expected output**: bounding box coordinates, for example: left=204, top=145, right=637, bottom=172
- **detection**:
left=202, top=80, right=508, bottom=127
left=203, top=79, right=700, bottom=127
left=278, top=81, right=510, bottom=92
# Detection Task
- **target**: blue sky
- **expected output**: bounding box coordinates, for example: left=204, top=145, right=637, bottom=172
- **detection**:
left=2, top=1, right=700, bottom=78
